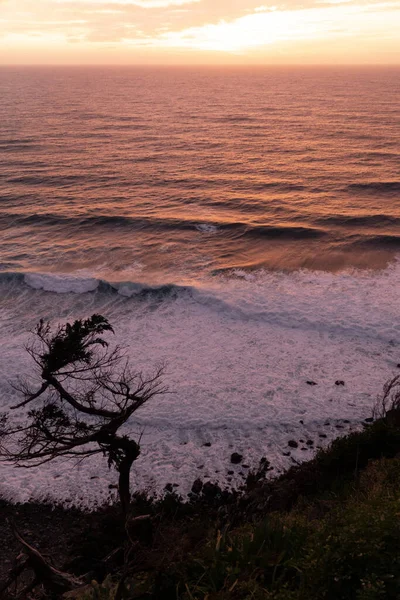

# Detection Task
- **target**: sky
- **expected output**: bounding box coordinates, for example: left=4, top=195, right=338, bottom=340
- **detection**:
left=0, top=0, right=399, bottom=64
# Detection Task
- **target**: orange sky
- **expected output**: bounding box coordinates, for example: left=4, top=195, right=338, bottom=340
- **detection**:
left=1, top=0, right=399, bottom=64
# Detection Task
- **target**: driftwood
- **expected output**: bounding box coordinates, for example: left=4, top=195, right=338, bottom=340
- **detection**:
left=0, top=523, right=85, bottom=599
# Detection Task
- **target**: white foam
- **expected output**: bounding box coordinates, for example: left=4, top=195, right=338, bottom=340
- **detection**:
left=24, top=272, right=99, bottom=294
left=0, top=260, right=399, bottom=506
left=195, top=223, right=219, bottom=233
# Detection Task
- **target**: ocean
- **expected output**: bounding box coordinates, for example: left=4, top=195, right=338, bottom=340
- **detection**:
left=0, top=66, right=399, bottom=505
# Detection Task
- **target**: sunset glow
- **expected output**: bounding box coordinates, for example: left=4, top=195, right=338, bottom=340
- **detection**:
left=1, top=0, right=399, bottom=63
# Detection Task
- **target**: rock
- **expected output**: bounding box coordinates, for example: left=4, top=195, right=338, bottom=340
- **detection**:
left=164, top=483, right=173, bottom=493
left=306, top=440, right=314, bottom=446
left=197, top=464, right=204, bottom=469
left=343, top=420, right=350, bottom=423
left=227, top=470, right=234, bottom=475
left=307, top=381, right=317, bottom=386
left=282, top=451, right=291, bottom=456
left=301, top=447, right=308, bottom=451
left=335, top=380, right=345, bottom=386
left=299, top=439, right=305, bottom=443
left=191, top=479, right=203, bottom=495
left=203, top=442, right=212, bottom=447
left=242, top=464, right=250, bottom=469
left=288, top=440, right=298, bottom=448
left=364, top=417, right=374, bottom=423
left=202, top=481, right=221, bottom=499
left=230, top=452, right=243, bottom=464
left=397, top=364, right=400, bottom=368
left=299, top=420, right=304, bottom=425
left=319, top=433, right=327, bottom=438
left=335, top=424, right=344, bottom=429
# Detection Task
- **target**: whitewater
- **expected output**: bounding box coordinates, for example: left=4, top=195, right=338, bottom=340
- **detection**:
left=0, top=261, right=399, bottom=506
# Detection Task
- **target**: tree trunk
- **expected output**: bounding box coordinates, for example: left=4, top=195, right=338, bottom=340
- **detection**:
left=116, top=438, right=140, bottom=517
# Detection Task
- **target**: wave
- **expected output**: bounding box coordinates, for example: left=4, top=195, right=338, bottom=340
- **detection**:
left=0, top=270, right=194, bottom=298
left=345, top=181, right=400, bottom=194
left=356, top=234, right=400, bottom=248
left=0, top=211, right=326, bottom=240
left=315, top=214, right=400, bottom=228
left=1, top=260, right=399, bottom=347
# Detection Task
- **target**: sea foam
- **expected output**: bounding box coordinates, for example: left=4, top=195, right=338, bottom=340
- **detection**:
left=0, top=261, right=399, bottom=506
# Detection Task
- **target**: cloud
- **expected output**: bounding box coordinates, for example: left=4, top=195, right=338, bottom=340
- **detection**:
left=55, top=0, right=201, bottom=7
left=1, top=0, right=399, bottom=62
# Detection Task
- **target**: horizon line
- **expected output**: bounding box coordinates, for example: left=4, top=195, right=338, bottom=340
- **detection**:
left=1, top=62, right=399, bottom=67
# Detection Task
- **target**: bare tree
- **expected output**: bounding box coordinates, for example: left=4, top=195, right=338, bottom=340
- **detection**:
left=0, top=314, right=166, bottom=515
left=373, top=373, right=400, bottom=421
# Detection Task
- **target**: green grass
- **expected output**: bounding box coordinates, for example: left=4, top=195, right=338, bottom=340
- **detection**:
left=74, top=453, right=400, bottom=600
left=52, top=418, right=400, bottom=600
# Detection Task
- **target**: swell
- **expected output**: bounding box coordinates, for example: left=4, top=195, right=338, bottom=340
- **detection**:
left=0, top=212, right=327, bottom=240
left=314, top=214, right=400, bottom=228
left=344, top=181, right=400, bottom=194
left=355, top=234, right=400, bottom=248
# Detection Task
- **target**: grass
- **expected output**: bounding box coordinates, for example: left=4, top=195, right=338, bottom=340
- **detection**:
left=70, top=418, right=400, bottom=600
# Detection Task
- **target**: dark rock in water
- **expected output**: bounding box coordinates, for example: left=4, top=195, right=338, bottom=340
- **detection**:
left=301, top=447, right=308, bottom=451
left=306, top=440, right=314, bottom=446
left=299, top=420, right=304, bottom=425
left=335, top=380, right=345, bottom=386
left=335, top=424, right=344, bottom=429
left=324, top=422, right=330, bottom=426
left=319, top=433, right=327, bottom=438
left=397, top=364, right=400, bottom=368
left=203, top=442, right=212, bottom=447
left=364, top=417, right=374, bottom=423
left=173, top=483, right=179, bottom=487
left=282, top=451, right=291, bottom=456
left=242, top=464, right=250, bottom=469
left=230, top=452, right=243, bottom=464
left=343, top=419, right=350, bottom=424
left=307, top=381, right=317, bottom=386
left=288, top=440, right=298, bottom=448
left=299, top=439, right=305, bottom=443
left=202, top=482, right=221, bottom=499
left=197, top=464, right=204, bottom=469
left=191, top=479, right=203, bottom=495
left=227, top=470, right=234, bottom=475
left=164, top=483, right=174, bottom=493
